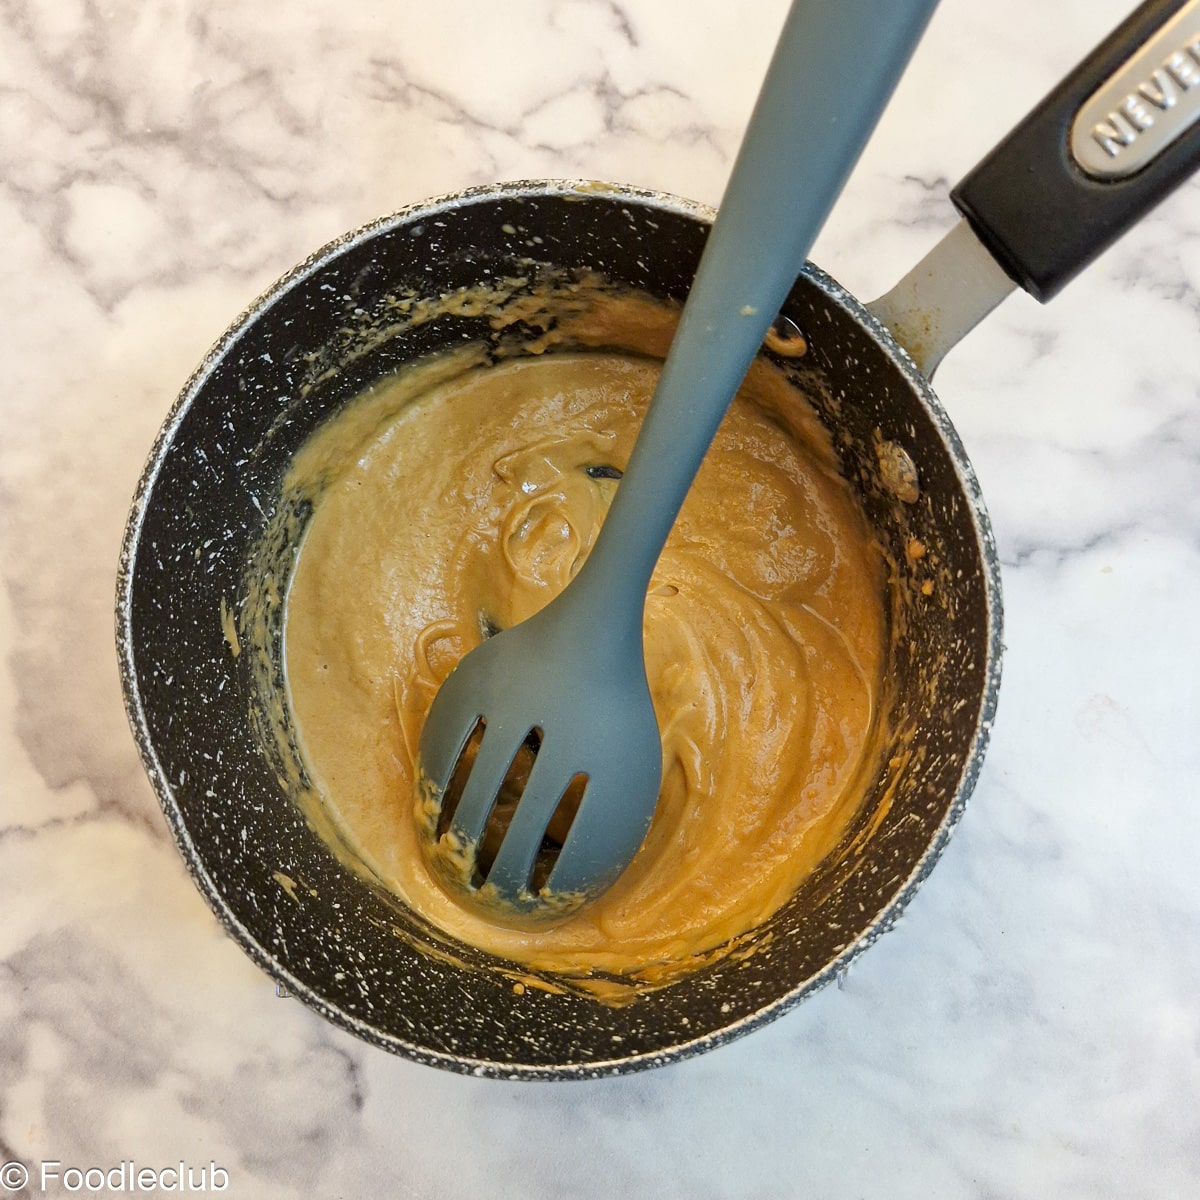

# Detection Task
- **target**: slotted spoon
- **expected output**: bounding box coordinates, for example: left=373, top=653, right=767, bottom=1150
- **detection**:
left=418, top=0, right=939, bottom=905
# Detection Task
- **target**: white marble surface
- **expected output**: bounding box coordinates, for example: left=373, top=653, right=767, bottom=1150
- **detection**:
left=2, top=0, right=1198, bottom=1195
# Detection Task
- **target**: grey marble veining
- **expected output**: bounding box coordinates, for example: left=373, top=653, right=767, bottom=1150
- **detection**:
left=2, top=0, right=1198, bottom=1196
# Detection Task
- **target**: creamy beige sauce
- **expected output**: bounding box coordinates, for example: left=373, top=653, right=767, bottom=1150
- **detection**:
left=279, top=311, right=888, bottom=987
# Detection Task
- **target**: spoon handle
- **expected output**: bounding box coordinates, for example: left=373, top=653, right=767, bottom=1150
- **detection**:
left=578, top=0, right=939, bottom=604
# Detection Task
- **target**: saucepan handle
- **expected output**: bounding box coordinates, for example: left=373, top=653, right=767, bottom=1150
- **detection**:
left=869, top=0, right=1200, bottom=377
left=953, top=0, right=1200, bottom=302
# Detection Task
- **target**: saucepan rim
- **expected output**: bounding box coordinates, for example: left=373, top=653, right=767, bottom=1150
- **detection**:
left=115, top=178, right=1003, bottom=1078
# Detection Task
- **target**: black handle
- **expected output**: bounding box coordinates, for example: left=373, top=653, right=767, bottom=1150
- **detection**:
left=951, top=0, right=1200, bottom=302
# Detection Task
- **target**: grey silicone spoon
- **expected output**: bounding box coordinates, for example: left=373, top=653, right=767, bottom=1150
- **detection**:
left=418, top=0, right=939, bottom=906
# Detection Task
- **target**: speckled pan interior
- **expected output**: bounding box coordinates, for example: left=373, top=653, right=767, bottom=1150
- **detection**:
left=116, top=181, right=1002, bottom=1079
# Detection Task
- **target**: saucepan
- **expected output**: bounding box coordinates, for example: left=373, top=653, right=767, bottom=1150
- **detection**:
left=117, top=0, right=1200, bottom=1077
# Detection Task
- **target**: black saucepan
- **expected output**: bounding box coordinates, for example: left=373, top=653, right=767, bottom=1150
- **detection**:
left=117, top=0, right=1200, bottom=1076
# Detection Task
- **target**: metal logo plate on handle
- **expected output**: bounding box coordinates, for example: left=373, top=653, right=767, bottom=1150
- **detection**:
left=1071, top=2, right=1200, bottom=177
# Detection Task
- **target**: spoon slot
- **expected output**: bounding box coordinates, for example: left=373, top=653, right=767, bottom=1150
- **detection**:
left=435, top=715, right=486, bottom=840
left=472, top=727, right=542, bottom=885
left=530, top=773, right=589, bottom=893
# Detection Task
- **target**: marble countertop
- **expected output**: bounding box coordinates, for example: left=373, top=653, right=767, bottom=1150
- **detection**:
left=3, top=0, right=1198, bottom=1196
